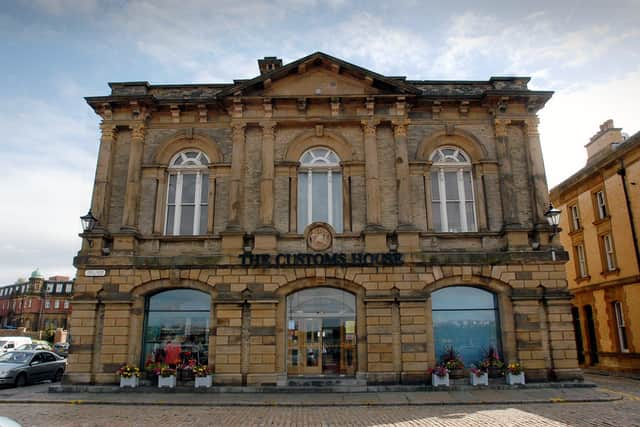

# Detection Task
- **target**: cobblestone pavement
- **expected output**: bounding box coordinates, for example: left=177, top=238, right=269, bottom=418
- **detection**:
left=0, top=374, right=638, bottom=426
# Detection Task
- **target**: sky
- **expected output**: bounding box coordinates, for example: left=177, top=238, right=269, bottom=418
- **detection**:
left=0, top=0, right=638, bottom=285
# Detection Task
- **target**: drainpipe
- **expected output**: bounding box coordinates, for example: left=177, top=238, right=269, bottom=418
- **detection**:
left=617, top=161, right=640, bottom=271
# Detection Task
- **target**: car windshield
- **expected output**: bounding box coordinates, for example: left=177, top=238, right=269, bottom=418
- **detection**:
left=0, top=351, right=31, bottom=363
left=0, top=341, right=7, bottom=347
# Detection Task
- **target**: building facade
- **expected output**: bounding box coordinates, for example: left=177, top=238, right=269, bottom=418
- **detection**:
left=69, top=52, right=581, bottom=385
left=551, top=120, right=640, bottom=375
left=0, top=270, right=74, bottom=332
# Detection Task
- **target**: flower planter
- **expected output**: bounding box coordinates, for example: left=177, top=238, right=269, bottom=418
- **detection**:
left=469, top=372, right=488, bottom=386
left=506, top=372, right=525, bottom=385
left=119, top=376, right=139, bottom=388
left=158, top=375, right=177, bottom=388
left=431, top=373, right=450, bottom=387
left=194, top=375, right=212, bottom=388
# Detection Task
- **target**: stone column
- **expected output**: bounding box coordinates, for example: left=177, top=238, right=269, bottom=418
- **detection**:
left=122, top=123, right=145, bottom=229
left=227, top=123, right=246, bottom=231
left=259, top=122, right=276, bottom=229
left=362, top=119, right=382, bottom=228
left=91, top=124, right=117, bottom=227
left=494, top=118, right=514, bottom=226
left=524, top=117, right=550, bottom=226
left=392, top=120, right=412, bottom=227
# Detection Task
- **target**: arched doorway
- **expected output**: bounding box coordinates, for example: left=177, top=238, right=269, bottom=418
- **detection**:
left=141, top=289, right=211, bottom=368
left=286, top=287, right=356, bottom=376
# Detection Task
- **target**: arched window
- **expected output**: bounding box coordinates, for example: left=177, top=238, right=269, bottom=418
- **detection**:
left=142, top=289, right=210, bottom=368
left=432, top=286, right=500, bottom=364
left=165, top=151, right=209, bottom=235
left=430, top=147, right=476, bottom=232
left=297, top=147, right=343, bottom=232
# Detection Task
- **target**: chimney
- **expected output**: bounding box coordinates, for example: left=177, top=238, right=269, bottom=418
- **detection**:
left=258, top=56, right=282, bottom=75
left=585, top=119, right=625, bottom=160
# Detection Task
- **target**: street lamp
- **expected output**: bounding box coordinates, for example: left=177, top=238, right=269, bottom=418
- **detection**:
left=80, top=210, right=98, bottom=233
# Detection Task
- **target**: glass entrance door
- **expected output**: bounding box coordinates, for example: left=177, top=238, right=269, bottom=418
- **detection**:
left=286, top=287, right=356, bottom=376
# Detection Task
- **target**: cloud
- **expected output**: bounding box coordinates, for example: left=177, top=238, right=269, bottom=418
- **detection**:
left=28, top=0, right=99, bottom=16
left=540, top=68, right=640, bottom=188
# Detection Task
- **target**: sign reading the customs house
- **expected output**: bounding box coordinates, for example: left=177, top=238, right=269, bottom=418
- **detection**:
left=239, top=252, right=403, bottom=267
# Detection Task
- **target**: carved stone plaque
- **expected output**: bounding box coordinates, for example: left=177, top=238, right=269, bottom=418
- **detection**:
left=306, top=223, right=333, bottom=251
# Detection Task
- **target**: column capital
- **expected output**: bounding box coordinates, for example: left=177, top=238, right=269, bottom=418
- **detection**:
left=392, top=119, right=411, bottom=137
left=494, top=118, right=512, bottom=138
left=361, top=118, right=381, bottom=136
left=129, top=122, right=146, bottom=140
left=99, top=123, right=118, bottom=139
left=523, top=117, right=540, bottom=136
left=259, top=121, right=277, bottom=135
left=231, top=122, right=247, bottom=137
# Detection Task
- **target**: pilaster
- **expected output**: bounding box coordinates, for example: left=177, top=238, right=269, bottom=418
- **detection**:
left=226, top=122, right=247, bottom=231
left=362, top=118, right=383, bottom=230
left=91, top=123, right=117, bottom=228
left=121, top=122, right=146, bottom=230
left=258, top=121, right=277, bottom=241
left=524, top=117, right=551, bottom=227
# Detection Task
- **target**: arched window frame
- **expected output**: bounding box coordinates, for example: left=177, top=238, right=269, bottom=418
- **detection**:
left=298, top=147, right=343, bottom=232
left=164, top=150, right=210, bottom=236
left=429, top=146, right=477, bottom=232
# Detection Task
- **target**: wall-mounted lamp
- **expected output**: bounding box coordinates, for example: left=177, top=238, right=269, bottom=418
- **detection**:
left=80, top=210, right=98, bottom=233
left=544, top=203, right=561, bottom=236
left=242, top=234, right=254, bottom=253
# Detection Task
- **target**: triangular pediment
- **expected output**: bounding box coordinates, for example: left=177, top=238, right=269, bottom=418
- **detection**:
left=218, top=52, right=420, bottom=98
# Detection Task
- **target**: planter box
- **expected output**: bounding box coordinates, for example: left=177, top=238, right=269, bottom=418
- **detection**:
left=431, top=373, right=450, bottom=387
left=194, top=375, right=212, bottom=388
left=158, top=375, right=177, bottom=388
left=469, top=372, right=488, bottom=386
left=506, top=372, right=525, bottom=385
left=119, top=376, right=139, bottom=388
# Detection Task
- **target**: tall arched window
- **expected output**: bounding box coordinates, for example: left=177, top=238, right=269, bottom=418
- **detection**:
left=430, top=147, right=476, bottom=232
left=165, top=150, right=209, bottom=235
left=297, top=147, right=343, bottom=232
left=432, top=286, right=500, bottom=364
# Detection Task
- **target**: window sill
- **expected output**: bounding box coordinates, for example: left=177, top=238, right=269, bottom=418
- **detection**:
left=600, top=268, right=620, bottom=278
left=568, top=228, right=584, bottom=237
left=574, top=275, right=591, bottom=283
left=592, top=217, right=610, bottom=226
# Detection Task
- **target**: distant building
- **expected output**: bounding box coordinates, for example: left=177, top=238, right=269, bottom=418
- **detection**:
left=0, top=269, right=74, bottom=332
left=551, top=120, right=639, bottom=375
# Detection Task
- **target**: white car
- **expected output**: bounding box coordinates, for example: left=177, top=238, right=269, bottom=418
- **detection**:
left=0, top=337, right=32, bottom=355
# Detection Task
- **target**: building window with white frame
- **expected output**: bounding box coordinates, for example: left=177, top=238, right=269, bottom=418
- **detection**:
left=613, top=301, right=629, bottom=352
left=602, top=233, right=617, bottom=271
left=575, top=244, right=588, bottom=278
left=45, top=300, right=50, bottom=309
left=595, top=190, right=608, bottom=219
left=165, top=150, right=210, bottom=236
left=65, top=283, right=72, bottom=293
left=64, top=300, right=69, bottom=309
left=46, top=283, right=53, bottom=293
left=429, top=146, right=477, bottom=232
left=54, top=300, right=60, bottom=309
left=297, top=147, right=343, bottom=232
left=570, top=204, right=581, bottom=231
left=56, top=283, right=63, bottom=293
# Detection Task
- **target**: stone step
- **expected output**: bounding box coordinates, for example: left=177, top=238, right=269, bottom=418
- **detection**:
left=286, top=376, right=366, bottom=387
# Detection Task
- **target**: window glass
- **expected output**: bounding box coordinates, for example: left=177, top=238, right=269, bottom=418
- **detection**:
left=432, top=286, right=500, bottom=364
left=65, top=283, right=72, bottom=293
left=331, top=172, right=343, bottom=232
left=311, top=171, right=329, bottom=223
left=181, top=174, right=196, bottom=204
left=143, top=289, right=210, bottom=369
left=298, top=148, right=342, bottom=232
left=56, top=284, right=63, bottom=293
left=166, top=152, right=209, bottom=236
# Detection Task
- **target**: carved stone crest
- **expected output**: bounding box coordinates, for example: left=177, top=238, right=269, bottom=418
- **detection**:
left=306, top=223, right=333, bottom=251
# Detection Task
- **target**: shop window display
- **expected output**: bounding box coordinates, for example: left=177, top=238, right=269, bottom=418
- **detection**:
left=142, top=289, right=210, bottom=378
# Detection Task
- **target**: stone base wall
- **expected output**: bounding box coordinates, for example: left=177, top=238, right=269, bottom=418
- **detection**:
left=65, top=261, right=582, bottom=385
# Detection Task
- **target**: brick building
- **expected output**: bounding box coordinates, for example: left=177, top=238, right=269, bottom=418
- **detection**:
left=68, top=52, right=581, bottom=385
left=551, top=121, right=640, bottom=375
left=0, top=269, right=74, bottom=332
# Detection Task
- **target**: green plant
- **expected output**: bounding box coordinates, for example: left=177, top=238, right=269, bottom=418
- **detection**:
left=192, top=365, right=211, bottom=378
left=507, top=362, right=523, bottom=375
left=440, top=346, right=464, bottom=370
left=116, top=364, right=141, bottom=378
left=153, top=365, right=176, bottom=378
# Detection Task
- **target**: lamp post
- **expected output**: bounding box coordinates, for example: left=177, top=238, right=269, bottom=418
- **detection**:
left=544, top=203, right=562, bottom=261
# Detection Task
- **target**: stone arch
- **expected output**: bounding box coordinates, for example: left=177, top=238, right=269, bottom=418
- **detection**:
left=153, top=131, right=223, bottom=165
left=423, top=275, right=516, bottom=364
left=417, top=128, right=488, bottom=162
left=131, top=278, right=216, bottom=299
left=275, top=276, right=365, bottom=298
left=284, top=130, right=353, bottom=163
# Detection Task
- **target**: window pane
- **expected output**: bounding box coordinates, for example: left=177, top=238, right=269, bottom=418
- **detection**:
left=446, top=202, right=460, bottom=231
left=200, top=174, right=209, bottom=204
left=149, top=289, right=211, bottom=311
left=432, top=286, right=496, bottom=310
left=143, top=311, right=210, bottom=367
left=432, top=202, right=442, bottom=231
left=312, top=171, right=329, bottom=223
left=433, top=309, right=499, bottom=364
left=168, top=174, right=177, bottom=204
left=332, top=172, right=343, bottom=232
left=165, top=206, right=175, bottom=234
left=444, top=172, right=459, bottom=200
left=430, top=172, right=440, bottom=201
left=288, top=287, right=355, bottom=315
left=182, top=174, right=196, bottom=204
left=463, top=172, right=473, bottom=201
left=180, top=206, right=194, bottom=235
left=298, top=173, right=308, bottom=229
left=466, top=201, right=476, bottom=231
left=199, top=206, right=208, bottom=234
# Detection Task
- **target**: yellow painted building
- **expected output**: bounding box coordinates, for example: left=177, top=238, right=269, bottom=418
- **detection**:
left=551, top=120, right=640, bottom=374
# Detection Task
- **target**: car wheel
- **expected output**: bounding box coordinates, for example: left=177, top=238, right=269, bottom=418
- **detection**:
left=53, top=369, right=64, bottom=383
left=14, top=373, right=27, bottom=388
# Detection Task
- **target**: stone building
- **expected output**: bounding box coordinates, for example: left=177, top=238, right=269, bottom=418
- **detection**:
left=551, top=120, right=640, bottom=375
left=68, top=52, right=580, bottom=385
left=0, top=270, right=73, bottom=332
